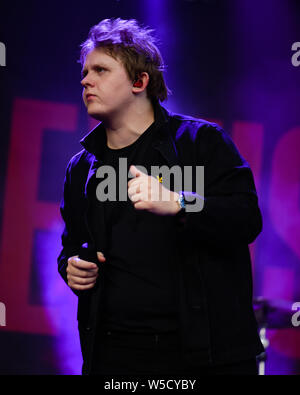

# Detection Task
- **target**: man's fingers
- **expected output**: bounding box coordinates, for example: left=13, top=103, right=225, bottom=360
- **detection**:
left=67, top=253, right=106, bottom=290
left=68, top=274, right=98, bottom=286
left=134, top=200, right=148, bottom=210
left=67, top=265, right=98, bottom=278
left=128, top=177, right=142, bottom=189
left=130, top=192, right=144, bottom=203
left=69, top=256, right=98, bottom=270
left=69, top=281, right=97, bottom=291
left=97, top=251, right=106, bottom=262
left=128, top=180, right=143, bottom=195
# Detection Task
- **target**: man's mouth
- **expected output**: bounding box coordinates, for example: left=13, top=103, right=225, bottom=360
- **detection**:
left=86, top=94, right=97, bottom=101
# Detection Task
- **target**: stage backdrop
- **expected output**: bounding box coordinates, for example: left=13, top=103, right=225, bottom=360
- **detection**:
left=0, top=0, right=300, bottom=375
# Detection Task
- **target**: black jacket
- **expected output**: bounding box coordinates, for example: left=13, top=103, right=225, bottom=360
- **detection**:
left=57, top=102, right=264, bottom=375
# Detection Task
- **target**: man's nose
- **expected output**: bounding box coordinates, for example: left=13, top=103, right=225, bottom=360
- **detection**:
left=81, top=75, right=94, bottom=88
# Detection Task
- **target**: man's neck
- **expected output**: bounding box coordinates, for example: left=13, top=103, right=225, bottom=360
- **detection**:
left=104, top=99, right=155, bottom=150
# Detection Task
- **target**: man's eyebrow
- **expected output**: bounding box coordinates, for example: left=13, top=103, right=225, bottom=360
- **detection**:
left=81, top=63, right=110, bottom=76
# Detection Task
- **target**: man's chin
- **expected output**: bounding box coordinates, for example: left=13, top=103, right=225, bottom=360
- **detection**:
left=87, top=109, right=105, bottom=122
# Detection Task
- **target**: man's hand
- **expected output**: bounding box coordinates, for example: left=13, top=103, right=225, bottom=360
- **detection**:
left=128, top=165, right=181, bottom=216
left=66, top=252, right=106, bottom=291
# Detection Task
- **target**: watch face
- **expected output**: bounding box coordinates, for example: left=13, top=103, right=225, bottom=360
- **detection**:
left=179, top=194, right=186, bottom=209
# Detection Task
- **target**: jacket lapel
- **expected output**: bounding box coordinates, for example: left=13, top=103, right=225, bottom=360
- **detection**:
left=79, top=120, right=108, bottom=252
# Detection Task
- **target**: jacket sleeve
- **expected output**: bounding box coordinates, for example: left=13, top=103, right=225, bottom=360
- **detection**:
left=175, top=123, right=263, bottom=246
left=57, top=158, right=87, bottom=296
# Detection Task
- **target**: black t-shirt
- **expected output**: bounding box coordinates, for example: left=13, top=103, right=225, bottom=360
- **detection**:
left=91, top=121, right=180, bottom=334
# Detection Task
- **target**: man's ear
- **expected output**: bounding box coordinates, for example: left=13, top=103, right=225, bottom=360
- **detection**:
left=132, top=72, right=150, bottom=92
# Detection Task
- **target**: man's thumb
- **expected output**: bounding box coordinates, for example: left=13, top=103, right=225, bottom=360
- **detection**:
left=130, top=165, right=142, bottom=178
left=97, top=251, right=106, bottom=262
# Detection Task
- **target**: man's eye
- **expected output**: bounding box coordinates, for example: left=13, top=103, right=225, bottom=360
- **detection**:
left=81, top=67, right=105, bottom=79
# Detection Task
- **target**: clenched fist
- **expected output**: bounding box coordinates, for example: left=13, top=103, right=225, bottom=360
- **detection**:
left=66, top=251, right=106, bottom=291
left=128, top=165, right=180, bottom=216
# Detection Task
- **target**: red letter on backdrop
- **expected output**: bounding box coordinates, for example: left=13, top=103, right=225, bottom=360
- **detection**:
left=0, top=98, right=78, bottom=335
left=232, top=121, right=264, bottom=269
left=264, top=127, right=300, bottom=359
left=269, top=127, right=300, bottom=261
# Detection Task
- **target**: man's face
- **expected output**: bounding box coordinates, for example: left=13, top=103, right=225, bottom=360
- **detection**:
left=81, top=47, right=134, bottom=120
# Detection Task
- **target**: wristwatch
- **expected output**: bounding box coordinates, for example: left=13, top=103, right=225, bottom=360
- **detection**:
left=176, top=192, right=186, bottom=211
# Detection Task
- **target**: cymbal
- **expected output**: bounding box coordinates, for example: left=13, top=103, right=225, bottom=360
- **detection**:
left=253, top=297, right=296, bottom=329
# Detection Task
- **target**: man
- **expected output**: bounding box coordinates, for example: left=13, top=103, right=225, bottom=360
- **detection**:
left=58, top=17, right=264, bottom=375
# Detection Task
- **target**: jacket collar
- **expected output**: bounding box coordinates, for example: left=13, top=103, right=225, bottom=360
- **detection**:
left=79, top=99, right=170, bottom=159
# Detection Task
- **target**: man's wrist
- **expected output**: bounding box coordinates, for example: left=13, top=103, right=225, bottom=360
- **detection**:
left=170, top=192, right=180, bottom=214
